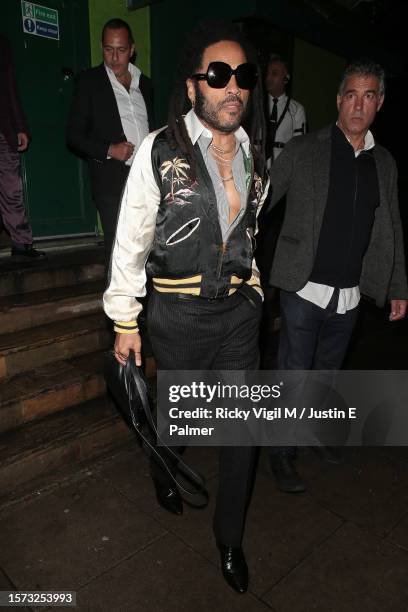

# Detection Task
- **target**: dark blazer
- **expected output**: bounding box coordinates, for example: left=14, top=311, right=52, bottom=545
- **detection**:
left=268, top=124, right=408, bottom=307
left=0, top=34, right=29, bottom=150
left=66, top=63, right=154, bottom=195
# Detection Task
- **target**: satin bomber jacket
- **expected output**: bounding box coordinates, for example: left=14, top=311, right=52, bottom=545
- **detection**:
left=103, top=111, right=270, bottom=326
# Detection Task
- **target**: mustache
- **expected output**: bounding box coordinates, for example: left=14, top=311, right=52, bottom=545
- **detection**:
left=220, top=95, right=243, bottom=108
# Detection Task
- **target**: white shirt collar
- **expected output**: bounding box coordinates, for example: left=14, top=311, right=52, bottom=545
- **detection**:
left=269, top=92, right=287, bottom=103
left=336, top=122, right=375, bottom=153
left=184, top=108, right=250, bottom=155
left=104, top=62, right=141, bottom=87
left=361, top=129, right=375, bottom=151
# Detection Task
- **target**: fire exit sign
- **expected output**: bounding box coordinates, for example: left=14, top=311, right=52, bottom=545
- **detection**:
left=21, top=1, right=59, bottom=40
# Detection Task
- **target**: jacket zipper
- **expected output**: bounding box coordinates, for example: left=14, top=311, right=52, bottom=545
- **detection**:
left=343, top=157, right=358, bottom=282
left=215, top=242, right=227, bottom=297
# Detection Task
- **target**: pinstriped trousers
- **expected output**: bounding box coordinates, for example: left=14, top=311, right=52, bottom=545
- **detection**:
left=148, top=288, right=262, bottom=546
left=0, top=132, right=32, bottom=246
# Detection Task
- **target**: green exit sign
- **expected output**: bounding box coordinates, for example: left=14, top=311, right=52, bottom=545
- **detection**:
left=21, top=1, right=59, bottom=40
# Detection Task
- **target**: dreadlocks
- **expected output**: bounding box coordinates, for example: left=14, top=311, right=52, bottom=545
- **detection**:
left=166, top=20, right=266, bottom=178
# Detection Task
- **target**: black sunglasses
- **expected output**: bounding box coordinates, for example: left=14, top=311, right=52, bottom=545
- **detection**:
left=192, top=61, right=258, bottom=90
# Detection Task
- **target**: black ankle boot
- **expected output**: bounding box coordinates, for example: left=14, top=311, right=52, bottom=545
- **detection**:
left=270, top=454, right=306, bottom=493
left=217, top=542, right=248, bottom=593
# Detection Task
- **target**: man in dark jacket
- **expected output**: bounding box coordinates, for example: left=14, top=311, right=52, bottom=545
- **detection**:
left=267, top=59, right=408, bottom=493
left=66, top=18, right=153, bottom=265
left=0, top=34, right=45, bottom=259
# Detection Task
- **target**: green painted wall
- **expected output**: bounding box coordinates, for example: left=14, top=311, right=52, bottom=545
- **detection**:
left=2, top=0, right=95, bottom=238
left=88, top=0, right=150, bottom=75
left=293, top=38, right=346, bottom=131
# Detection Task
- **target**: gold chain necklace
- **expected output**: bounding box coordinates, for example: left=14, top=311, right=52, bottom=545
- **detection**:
left=210, top=141, right=235, bottom=155
left=210, top=148, right=234, bottom=165
left=209, top=140, right=235, bottom=183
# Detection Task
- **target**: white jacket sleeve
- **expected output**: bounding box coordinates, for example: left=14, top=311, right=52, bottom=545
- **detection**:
left=293, top=102, right=306, bottom=135
left=103, top=131, right=161, bottom=325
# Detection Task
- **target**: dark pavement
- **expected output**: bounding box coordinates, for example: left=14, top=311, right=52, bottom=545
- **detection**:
left=1, top=299, right=408, bottom=611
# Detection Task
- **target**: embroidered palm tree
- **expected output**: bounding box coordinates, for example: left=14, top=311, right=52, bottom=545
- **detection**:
left=160, top=157, right=190, bottom=199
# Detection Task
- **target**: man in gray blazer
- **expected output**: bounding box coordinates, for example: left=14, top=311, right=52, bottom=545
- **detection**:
left=267, top=59, right=408, bottom=493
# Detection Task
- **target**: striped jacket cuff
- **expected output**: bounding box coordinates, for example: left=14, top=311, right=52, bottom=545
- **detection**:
left=113, top=321, right=139, bottom=334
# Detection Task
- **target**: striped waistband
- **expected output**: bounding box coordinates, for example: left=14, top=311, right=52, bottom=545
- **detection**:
left=152, top=274, right=262, bottom=297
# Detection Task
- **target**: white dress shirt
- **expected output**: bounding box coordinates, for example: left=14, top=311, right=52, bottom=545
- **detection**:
left=105, top=62, right=149, bottom=166
left=267, top=93, right=306, bottom=162
left=297, top=128, right=376, bottom=314
left=190, top=111, right=250, bottom=241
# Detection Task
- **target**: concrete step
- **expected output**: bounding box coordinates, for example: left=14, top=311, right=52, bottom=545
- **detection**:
left=0, top=313, right=110, bottom=379
left=0, top=352, right=107, bottom=434
left=0, top=280, right=105, bottom=334
left=0, top=396, right=133, bottom=496
left=0, top=246, right=105, bottom=297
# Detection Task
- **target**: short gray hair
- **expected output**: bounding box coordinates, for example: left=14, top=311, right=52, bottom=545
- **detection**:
left=338, top=59, right=385, bottom=96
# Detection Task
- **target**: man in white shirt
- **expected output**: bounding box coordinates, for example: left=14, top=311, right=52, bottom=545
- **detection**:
left=265, top=54, right=306, bottom=163
left=67, top=18, right=153, bottom=266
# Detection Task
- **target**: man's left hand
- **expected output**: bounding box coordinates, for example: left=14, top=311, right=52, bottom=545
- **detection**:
left=17, top=132, right=29, bottom=152
left=389, top=299, right=407, bottom=321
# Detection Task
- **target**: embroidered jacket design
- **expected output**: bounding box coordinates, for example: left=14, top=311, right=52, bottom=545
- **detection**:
left=160, top=157, right=198, bottom=205
left=252, top=172, right=263, bottom=205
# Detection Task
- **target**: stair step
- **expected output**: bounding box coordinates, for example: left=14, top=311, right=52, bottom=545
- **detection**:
left=0, top=396, right=133, bottom=495
left=0, top=352, right=107, bottom=434
left=0, top=314, right=110, bottom=379
left=0, top=246, right=105, bottom=297
left=0, top=280, right=105, bottom=334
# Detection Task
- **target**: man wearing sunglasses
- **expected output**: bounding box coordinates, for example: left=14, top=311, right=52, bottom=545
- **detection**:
left=103, top=21, right=268, bottom=593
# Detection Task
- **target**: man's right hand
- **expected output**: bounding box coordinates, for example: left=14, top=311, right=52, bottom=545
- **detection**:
left=114, top=332, right=142, bottom=366
left=108, top=141, right=135, bottom=162
left=17, top=132, right=30, bottom=152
